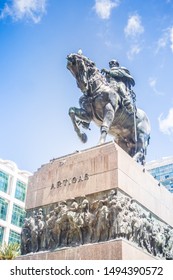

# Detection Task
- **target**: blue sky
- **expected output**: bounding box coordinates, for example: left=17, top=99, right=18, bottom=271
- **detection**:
left=0, top=0, right=173, bottom=173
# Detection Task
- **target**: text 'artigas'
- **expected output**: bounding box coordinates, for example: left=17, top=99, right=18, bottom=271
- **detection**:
left=50, top=173, right=89, bottom=190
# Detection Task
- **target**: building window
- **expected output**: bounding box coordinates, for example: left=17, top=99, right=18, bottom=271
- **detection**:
left=11, top=204, right=25, bottom=228
left=8, top=230, right=20, bottom=244
left=0, top=171, right=9, bottom=193
left=15, top=180, right=27, bottom=202
left=0, top=197, right=8, bottom=221
left=0, top=226, right=4, bottom=244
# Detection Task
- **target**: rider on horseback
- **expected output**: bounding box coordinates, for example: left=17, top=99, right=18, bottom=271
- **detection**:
left=101, top=60, right=135, bottom=113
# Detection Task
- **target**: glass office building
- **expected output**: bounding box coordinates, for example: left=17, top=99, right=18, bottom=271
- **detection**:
left=0, top=159, right=32, bottom=245
left=146, top=156, right=173, bottom=193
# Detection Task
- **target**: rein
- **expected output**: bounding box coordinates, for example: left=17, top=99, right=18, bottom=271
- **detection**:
left=87, top=70, right=109, bottom=97
left=75, top=56, right=106, bottom=97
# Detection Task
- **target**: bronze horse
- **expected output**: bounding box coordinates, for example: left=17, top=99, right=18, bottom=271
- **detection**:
left=67, top=53, right=151, bottom=164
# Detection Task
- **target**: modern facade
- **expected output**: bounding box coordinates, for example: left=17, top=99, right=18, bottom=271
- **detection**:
left=0, top=159, right=32, bottom=245
left=146, top=156, right=173, bottom=193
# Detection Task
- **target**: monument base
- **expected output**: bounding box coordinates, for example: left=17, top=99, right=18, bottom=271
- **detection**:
left=17, top=239, right=156, bottom=260
left=19, top=142, right=173, bottom=260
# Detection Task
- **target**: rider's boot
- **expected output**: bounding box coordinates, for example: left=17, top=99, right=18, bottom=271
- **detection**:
left=118, top=87, right=134, bottom=114
left=123, top=99, right=134, bottom=114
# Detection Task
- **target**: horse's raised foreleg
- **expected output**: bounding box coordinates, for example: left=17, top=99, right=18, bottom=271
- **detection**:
left=98, top=103, right=115, bottom=145
left=69, top=107, right=91, bottom=143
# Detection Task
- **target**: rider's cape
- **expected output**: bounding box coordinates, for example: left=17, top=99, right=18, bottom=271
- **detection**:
left=110, top=66, right=135, bottom=87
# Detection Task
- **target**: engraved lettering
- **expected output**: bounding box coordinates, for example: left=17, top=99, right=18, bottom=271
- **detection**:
left=72, top=177, right=77, bottom=183
left=50, top=173, right=90, bottom=190
left=57, top=181, right=62, bottom=188
left=51, top=183, right=55, bottom=190
left=78, top=175, right=84, bottom=182
left=63, top=179, right=68, bottom=186
left=84, top=173, right=89, bottom=180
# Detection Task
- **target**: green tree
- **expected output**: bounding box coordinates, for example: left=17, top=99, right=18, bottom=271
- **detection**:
left=0, top=243, right=20, bottom=260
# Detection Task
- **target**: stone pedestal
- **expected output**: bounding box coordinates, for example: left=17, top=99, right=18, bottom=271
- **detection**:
left=19, top=142, right=173, bottom=260
left=17, top=239, right=156, bottom=260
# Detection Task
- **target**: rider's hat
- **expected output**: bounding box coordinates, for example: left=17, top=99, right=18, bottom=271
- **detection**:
left=109, top=59, right=119, bottom=67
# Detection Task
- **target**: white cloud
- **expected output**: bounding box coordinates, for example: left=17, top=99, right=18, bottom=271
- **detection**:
left=155, top=30, right=169, bottom=53
left=124, top=14, right=144, bottom=60
left=94, top=0, right=120, bottom=20
left=149, top=77, right=157, bottom=89
left=127, top=44, right=141, bottom=60
left=170, top=26, right=173, bottom=52
left=156, top=26, right=173, bottom=53
left=124, top=14, right=144, bottom=37
left=149, top=77, right=164, bottom=96
left=0, top=0, right=47, bottom=23
left=158, top=108, right=173, bottom=135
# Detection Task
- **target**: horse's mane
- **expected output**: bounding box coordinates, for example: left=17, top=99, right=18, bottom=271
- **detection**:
left=75, top=54, right=96, bottom=68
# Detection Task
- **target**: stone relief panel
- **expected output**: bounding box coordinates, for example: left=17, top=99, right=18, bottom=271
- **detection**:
left=21, top=189, right=173, bottom=259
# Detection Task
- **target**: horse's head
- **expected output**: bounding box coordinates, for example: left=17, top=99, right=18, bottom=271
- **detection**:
left=67, top=53, right=89, bottom=93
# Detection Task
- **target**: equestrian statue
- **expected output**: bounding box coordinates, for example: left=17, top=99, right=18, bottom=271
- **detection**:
left=67, top=51, right=151, bottom=165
